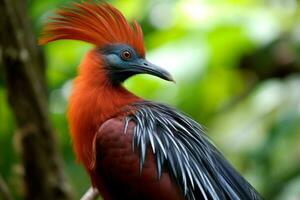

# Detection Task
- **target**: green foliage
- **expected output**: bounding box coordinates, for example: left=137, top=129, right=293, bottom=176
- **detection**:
left=1, top=0, right=299, bottom=199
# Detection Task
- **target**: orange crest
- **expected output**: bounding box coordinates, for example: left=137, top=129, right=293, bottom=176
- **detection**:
left=39, top=2, right=145, bottom=57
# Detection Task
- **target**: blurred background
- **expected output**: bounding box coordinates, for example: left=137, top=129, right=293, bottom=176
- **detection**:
left=1, top=0, right=300, bottom=199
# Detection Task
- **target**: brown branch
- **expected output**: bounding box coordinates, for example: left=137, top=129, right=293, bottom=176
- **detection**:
left=0, top=0, right=73, bottom=199
left=0, top=174, right=13, bottom=200
left=80, top=187, right=99, bottom=200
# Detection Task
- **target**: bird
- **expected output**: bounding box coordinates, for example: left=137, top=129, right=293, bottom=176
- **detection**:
left=40, top=2, right=263, bottom=200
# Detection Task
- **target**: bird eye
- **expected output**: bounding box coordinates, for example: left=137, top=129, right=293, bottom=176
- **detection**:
left=121, top=50, right=132, bottom=60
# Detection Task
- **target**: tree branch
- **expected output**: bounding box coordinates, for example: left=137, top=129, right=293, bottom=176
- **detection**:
left=0, top=0, right=73, bottom=199
left=80, top=187, right=99, bottom=200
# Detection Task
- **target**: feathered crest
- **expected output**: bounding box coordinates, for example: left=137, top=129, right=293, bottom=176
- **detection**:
left=39, top=2, right=145, bottom=57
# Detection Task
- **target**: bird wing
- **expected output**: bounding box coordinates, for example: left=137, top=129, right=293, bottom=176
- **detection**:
left=94, top=117, right=184, bottom=200
left=94, top=101, right=263, bottom=200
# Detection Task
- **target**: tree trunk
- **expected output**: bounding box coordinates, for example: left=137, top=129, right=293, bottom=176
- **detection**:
left=0, top=174, right=13, bottom=200
left=0, top=0, right=73, bottom=199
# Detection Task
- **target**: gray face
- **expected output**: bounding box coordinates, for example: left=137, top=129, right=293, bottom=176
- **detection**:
left=100, top=44, right=174, bottom=84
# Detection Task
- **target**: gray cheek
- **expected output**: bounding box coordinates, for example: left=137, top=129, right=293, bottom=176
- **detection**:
left=104, top=54, right=122, bottom=66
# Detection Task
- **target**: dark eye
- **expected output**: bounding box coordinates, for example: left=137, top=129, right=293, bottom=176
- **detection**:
left=121, top=50, right=132, bottom=60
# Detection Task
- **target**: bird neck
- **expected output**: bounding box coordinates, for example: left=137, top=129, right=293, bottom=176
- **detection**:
left=68, top=50, right=141, bottom=170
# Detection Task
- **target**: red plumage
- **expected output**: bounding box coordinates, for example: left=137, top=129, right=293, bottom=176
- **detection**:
left=40, top=2, right=143, bottom=185
left=39, top=2, right=145, bottom=57
left=94, top=118, right=184, bottom=200
left=67, top=51, right=139, bottom=174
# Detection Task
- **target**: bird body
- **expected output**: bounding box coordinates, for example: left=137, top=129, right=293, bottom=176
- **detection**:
left=68, top=49, right=140, bottom=173
left=40, top=2, right=263, bottom=200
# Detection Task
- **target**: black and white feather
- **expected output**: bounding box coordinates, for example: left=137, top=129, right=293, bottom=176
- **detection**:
left=124, top=101, right=262, bottom=200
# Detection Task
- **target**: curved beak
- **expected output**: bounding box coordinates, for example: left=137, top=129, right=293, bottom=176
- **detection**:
left=132, top=59, right=174, bottom=82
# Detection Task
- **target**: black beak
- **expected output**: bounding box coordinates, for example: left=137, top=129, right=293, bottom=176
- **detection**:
left=133, top=59, right=174, bottom=82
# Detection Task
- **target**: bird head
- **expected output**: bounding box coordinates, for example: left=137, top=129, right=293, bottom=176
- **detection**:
left=39, top=2, right=173, bottom=85
left=100, top=44, right=173, bottom=84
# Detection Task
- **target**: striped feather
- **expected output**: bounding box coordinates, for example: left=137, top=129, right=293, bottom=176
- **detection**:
left=125, top=101, right=263, bottom=200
